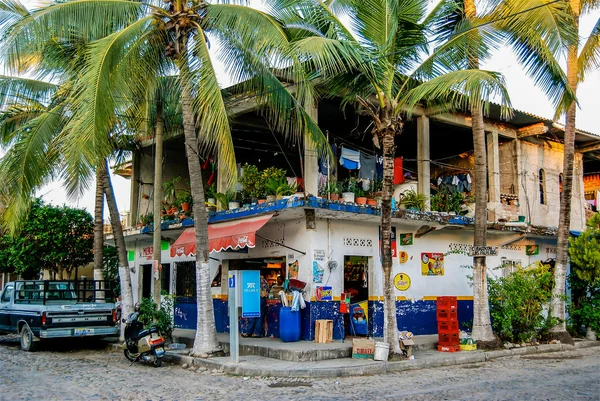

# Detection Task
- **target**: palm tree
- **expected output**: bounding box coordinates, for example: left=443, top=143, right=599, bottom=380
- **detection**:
left=0, top=0, right=327, bottom=355
left=549, top=0, right=600, bottom=343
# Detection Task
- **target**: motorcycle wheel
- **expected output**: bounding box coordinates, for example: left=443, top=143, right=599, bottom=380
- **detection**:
left=124, top=349, right=136, bottom=362
left=153, top=358, right=162, bottom=368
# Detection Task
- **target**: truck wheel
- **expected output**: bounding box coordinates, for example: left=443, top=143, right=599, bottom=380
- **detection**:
left=20, top=325, right=38, bottom=352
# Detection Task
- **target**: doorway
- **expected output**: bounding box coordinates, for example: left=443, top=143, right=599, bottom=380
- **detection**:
left=141, top=264, right=152, bottom=299
left=343, top=256, right=369, bottom=303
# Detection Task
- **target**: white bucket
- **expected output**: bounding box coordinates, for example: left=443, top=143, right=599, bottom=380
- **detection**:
left=342, top=192, right=355, bottom=203
left=228, top=201, right=240, bottom=210
left=374, top=342, right=390, bottom=361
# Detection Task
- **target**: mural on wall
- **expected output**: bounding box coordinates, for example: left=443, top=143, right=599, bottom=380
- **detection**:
left=399, top=233, right=413, bottom=246
left=394, top=273, right=411, bottom=290
left=349, top=302, right=369, bottom=336
left=421, top=253, right=444, bottom=276
left=526, top=245, right=540, bottom=255
left=379, top=226, right=397, bottom=259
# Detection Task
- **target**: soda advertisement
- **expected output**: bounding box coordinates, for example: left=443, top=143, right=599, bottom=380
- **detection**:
left=421, top=253, right=444, bottom=276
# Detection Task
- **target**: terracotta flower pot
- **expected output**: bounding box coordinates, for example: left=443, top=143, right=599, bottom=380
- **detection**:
left=181, top=202, right=190, bottom=212
left=170, top=206, right=178, bottom=213
left=366, top=198, right=377, bottom=206
left=166, top=209, right=174, bottom=216
left=258, top=199, right=267, bottom=204
left=356, top=197, right=367, bottom=205
left=330, top=193, right=340, bottom=201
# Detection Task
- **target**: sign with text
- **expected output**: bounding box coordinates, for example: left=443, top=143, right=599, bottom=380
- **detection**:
left=241, top=270, right=261, bottom=318
left=470, top=246, right=498, bottom=257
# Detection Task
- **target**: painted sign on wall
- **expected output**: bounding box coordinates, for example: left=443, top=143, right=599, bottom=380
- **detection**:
left=399, top=233, right=413, bottom=246
left=241, top=270, right=261, bottom=318
left=421, top=253, right=444, bottom=276
left=526, top=245, right=540, bottom=255
left=394, top=273, right=411, bottom=291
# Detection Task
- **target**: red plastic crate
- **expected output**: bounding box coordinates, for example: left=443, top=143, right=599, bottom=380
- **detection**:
left=438, top=332, right=460, bottom=346
left=438, top=344, right=461, bottom=352
left=437, top=320, right=459, bottom=334
left=436, top=296, right=457, bottom=310
left=436, top=308, right=458, bottom=321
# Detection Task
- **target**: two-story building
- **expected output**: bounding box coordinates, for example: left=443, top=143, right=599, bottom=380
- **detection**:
left=107, top=97, right=597, bottom=340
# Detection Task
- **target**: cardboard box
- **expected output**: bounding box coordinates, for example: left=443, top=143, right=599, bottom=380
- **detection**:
left=400, top=339, right=415, bottom=357
left=352, top=338, right=375, bottom=359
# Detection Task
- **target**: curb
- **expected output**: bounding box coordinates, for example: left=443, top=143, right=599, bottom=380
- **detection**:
left=161, top=340, right=600, bottom=378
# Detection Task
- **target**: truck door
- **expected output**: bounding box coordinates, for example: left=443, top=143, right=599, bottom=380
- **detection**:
left=0, top=285, right=14, bottom=332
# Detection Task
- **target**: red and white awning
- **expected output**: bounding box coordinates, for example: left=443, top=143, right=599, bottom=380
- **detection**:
left=170, top=214, right=273, bottom=257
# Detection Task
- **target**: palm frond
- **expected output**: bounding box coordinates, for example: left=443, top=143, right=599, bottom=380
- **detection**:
left=578, top=17, right=600, bottom=83
left=0, top=75, right=57, bottom=109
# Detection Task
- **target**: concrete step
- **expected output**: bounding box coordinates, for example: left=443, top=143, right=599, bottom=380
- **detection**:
left=172, top=329, right=438, bottom=362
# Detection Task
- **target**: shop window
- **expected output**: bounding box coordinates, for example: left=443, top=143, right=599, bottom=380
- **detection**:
left=539, top=169, right=546, bottom=204
left=175, top=261, right=196, bottom=299
left=211, top=265, right=222, bottom=287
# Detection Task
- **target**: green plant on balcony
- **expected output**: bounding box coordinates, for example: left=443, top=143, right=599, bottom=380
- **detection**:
left=265, top=176, right=296, bottom=198
left=430, top=187, right=467, bottom=214
left=140, top=213, right=153, bottom=226
left=400, top=189, right=427, bottom=211
left=239, top=164, right=264, bottom=200
left=176, top=191, right=193, bottom=212
left=163, top=176, right=181, bottom=205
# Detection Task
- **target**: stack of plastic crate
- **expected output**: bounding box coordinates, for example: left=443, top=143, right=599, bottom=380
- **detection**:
left=437, top=296, right=460, bottom=352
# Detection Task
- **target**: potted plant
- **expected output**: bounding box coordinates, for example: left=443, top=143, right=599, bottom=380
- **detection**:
left=140, top=213, right=153, bottom=227
left=205, top=184, right=217, bottom=207
left=400, top=189, right=427, bottom=211
left=342, top=177, right=358, bottom=203
left=239, top=164, right=266, bottom=203
left=355, top=187, right=367, bottom=205
left=177, top=191, right=193, bottom=212
left=326, top=181, right=340, bottom=201
left=163, top=176, right=180, bottom=205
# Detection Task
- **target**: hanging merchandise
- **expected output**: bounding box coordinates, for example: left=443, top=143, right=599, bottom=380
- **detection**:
left=340, top=146, right=361, bottom=170
left=393, top=157, right=404, bottom=185
left=376, top=155, right=384, bottom=180
left=319, top=144, right=337, bottom=176
left=359, top=153, right=376, bottom=180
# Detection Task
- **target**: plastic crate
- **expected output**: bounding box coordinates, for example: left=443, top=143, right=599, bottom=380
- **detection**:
left=436, top=308, right=458, bottom=321
left=459, top=343, right=477, bottom=351
left=436, top=296, right=457, bottom=310
left=437, top=320, right=459, bottom=334
left=438, top=344, right=461, bottom=352
left=438, top=332, right=460, bottom=346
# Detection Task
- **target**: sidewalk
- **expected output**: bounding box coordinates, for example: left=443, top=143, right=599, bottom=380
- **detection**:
left=161, top=339, right=600, bottom=378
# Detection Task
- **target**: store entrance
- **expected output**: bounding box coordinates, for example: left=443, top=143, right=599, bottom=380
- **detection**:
left=228, top=257, right=286, bottom=296
left=344, top=256, right=370, bottom=337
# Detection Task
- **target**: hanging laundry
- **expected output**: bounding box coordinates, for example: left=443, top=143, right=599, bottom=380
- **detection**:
left=318, top=144, right=337, bottom=176
left=376, top=155, right=384, bottom=180
left=359, top=153, right=376, bottom=180
left=393, top=157, right=404, bottom=185
left=339, top=146, right=361, bottom=170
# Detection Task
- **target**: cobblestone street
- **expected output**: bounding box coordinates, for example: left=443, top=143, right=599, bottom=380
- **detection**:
left=1, top=335, right=599, bottom=401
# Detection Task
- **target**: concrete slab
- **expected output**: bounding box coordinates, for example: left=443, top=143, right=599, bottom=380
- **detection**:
left=172, top=329, right=438, bottom=362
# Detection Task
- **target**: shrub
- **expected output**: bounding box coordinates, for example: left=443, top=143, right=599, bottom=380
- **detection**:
left=138, top=293, right=175, bottom=342
left=488, top=262, right=555, bottom=343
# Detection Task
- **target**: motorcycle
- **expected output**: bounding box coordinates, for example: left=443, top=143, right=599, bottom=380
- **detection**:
left=121, top=304, right=165, bottom=367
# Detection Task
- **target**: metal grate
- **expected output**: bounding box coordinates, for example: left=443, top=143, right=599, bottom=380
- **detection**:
left=262, top=239, right=285, bottom=248
left=343, top=237, right=373, bottom=247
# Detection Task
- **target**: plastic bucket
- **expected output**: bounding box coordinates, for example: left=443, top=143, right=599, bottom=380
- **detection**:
left=279, top=307, right=301, bottom=342
left=342, top=192, right=355, bottom=203
left=374, top=342, right=390, bottom=361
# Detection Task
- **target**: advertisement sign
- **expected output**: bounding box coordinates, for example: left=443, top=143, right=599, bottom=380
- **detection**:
left=394, top=273, right=411, bottom=291
left=399, top=251, right=409, bottom=264
left=526, top=245, right=540, bottom=256
left=379, top=226, right=397, bottom=259
left=316, top=286, right=333, bottom=301
left=421, top=253, right=444, bottom=276
left=399, top=233, right=413, bottom=246
left=241, top=271, right=261, bottom=318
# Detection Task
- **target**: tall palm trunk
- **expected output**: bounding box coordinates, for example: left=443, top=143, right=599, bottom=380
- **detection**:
left=381, top=125, right=401, bottom=356
left=101, top=159, right=133, bottom=341
left=181, top=83, right=220, bottom=355
left=465, top=0, right=494, bottom=343
left=153, top=98, right=165, bottom=308
left=550, top=2, right=579, bottom=344
left=93, top=167, right=105, bottom=301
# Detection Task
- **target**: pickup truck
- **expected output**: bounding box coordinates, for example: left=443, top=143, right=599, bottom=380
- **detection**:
left=0, top=280, right=119, bottom=351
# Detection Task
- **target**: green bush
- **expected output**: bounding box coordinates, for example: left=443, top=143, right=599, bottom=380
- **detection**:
left=138, top=293, right=175, bottom=341
left=488, top=263, right=556, bottom=343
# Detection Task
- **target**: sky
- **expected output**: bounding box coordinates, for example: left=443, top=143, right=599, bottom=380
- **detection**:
left=27, top=2, right=600, bottom=219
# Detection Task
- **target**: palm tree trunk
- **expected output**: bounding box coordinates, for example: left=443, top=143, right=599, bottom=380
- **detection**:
left=381, top=126, right=401, bottom=356
left=550, top=4, right=579, bottom=344
left=464, top=0, right=494, bottom=344
left=470, top=103, right=495, bottom=343
left=93, top=167, right=105, bottom=301
left=181, top=83, right=220, bottom=355
left=102, top=159, right=133, bottom=341
left=153, top=98, right=165, bottom=308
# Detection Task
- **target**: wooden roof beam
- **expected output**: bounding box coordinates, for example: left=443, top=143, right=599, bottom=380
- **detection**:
left=517, top=122, right=549, bottom=138
left=577, top=142, right=600, bottom=153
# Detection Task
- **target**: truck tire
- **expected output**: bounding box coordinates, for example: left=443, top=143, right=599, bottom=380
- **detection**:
left=20, top=325, right=38, bottom=352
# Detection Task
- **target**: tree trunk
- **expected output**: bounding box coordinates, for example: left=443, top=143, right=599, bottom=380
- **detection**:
left=470, top=103, right=495, bottom=342
left=464, top=0, right=495, bottom=344
left=381, top=127, right=401, bottom=356
left=93, top=167, right=105, bottom=301
left=181, top=83, right=220, bottom=355
left=153, top=99, right=165, bottom=308
left=551, top=4, right=579, bottom=344
left=102, top=159, right=133, bottom=341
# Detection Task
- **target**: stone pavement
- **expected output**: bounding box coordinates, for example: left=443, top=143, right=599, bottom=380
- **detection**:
left=162, top=337, right=600, bottom=378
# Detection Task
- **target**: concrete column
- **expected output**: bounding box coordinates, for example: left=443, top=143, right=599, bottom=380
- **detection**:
left=129, top=150, right=140, bottom=225
left=417, top=116, right=431, bottom=209
left=487, top=131, right=502, bottom=220
left=304, top=102, right=319, bottom=196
